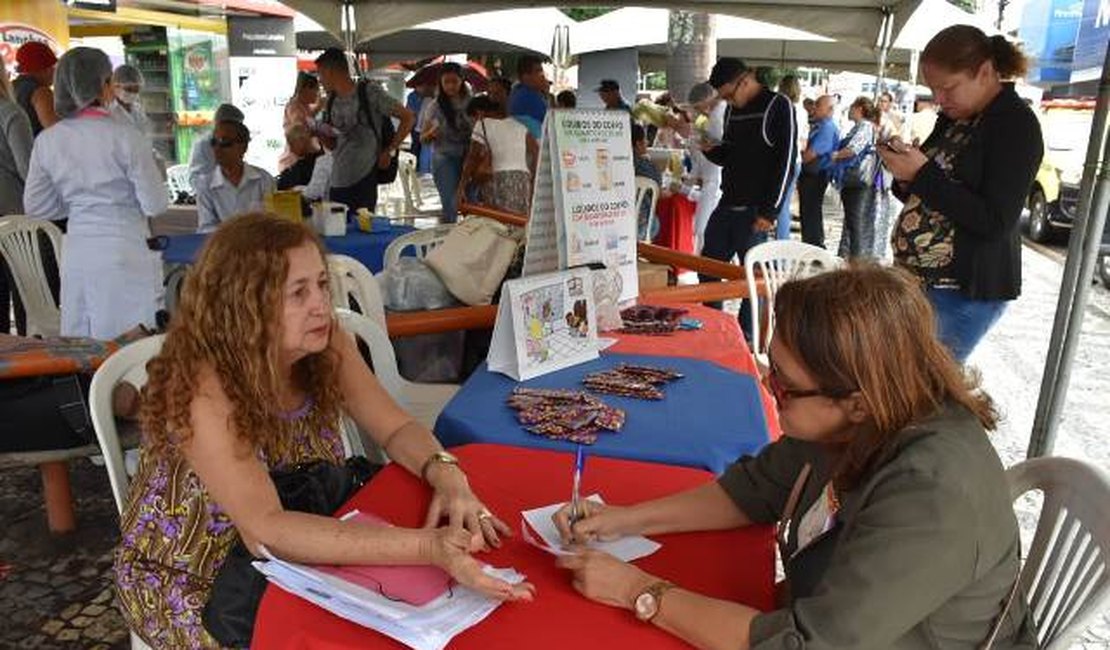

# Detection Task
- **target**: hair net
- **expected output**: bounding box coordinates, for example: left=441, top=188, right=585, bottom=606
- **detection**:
left=112, top=64, right=144, bottom=87
left=687, top=82, right=715, bottom=105
left=214, top=103, right=245, bottom=123
left=54, top=47, right=112, bottom=119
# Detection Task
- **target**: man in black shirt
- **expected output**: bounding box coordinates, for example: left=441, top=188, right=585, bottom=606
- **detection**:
left=701, top=58, right=797, bottom=339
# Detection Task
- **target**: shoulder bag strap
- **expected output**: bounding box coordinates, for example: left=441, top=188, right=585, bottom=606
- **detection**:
left=980, top=575, right=1023, bottom=649
left=775, top=463, right=813, bottom=559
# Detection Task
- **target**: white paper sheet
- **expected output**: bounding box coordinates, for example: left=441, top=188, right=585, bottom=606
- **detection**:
left=520, top=494, right=661, bottom=562
left=253, top=520, right=527, bottom=650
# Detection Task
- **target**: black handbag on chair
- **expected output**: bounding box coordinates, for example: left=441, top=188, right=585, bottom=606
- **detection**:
left=201, top=456, right=381, bottom=647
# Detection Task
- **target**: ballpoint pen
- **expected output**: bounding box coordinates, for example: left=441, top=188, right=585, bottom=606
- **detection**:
left=569, top=444, right=586, bottom=527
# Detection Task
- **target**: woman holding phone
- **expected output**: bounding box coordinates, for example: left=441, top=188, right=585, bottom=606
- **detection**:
left=420, top=63, right=472, bottom=223
left=876, top=25, right=1042, bottom=362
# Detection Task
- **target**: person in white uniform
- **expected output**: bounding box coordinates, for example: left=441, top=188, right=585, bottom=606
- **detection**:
left=195, top=120, right=275, bottom=233
left=685, top=83, right=724, bottom=253
left=109, top=64, right=152, bottom=138
left=23, top=47, right=168, bottom=339
left=187, top=103, right=244, bottom=192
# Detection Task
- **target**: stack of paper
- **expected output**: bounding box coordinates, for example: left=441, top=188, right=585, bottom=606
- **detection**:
left=521, top=494, right=662, bottom=561
left=253, top=511, right=527, bottom=650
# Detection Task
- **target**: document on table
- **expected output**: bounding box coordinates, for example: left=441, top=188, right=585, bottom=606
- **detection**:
left=521, top=494, right=661, bottom=562
left=253, top=511, right=527, bottom=650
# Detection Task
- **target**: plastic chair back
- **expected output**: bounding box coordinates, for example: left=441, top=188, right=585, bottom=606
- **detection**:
left=382, top=224, right=454, bottom=272
left=399, top=151, right=422, bottom=211
left=88, top=335, right=164, bottom=514
left=634, top=176, right=660, bottom=243
left=165, top=164, right=194, bottom=200
left=0, top=216, right=63, bottom=336
left=326, top=254, right=387, bottom=330
left=1007, top=456, right=1110, bottom=649
left=743, top=240, right=842, bottom=362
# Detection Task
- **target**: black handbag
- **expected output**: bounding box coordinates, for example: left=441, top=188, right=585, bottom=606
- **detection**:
left=201, top=456, right=381, bottom=647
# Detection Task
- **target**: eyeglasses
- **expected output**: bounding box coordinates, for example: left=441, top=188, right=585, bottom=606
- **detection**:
left=210, top=137, right=241, bottom=149
left=764, top=359, right=854, bottom=406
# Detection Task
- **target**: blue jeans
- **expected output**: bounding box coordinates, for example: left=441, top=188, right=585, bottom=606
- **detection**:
left=927, top=288, right=1007, bottom=362
left=776, top=162, right=800, bottom=240
left=433, top=151, right=464, bottom=223
left=698, top=204, right=769, bottom=342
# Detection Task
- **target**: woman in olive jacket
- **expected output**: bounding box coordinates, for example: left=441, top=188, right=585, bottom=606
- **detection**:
left=879, top=26, right=1043, bottom=362
left=553, top=264, right=1036, bottom=650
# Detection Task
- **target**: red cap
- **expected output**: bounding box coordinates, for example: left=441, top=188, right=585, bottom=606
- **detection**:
left=17, top=41, right=58, bottom=75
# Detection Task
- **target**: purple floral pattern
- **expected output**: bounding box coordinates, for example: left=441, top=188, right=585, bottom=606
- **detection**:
left=113, top=400, right=344, bottom=648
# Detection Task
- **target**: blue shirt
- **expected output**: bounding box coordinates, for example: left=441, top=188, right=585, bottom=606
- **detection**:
left=509, top=84, right=547, bottom=138
left=805, top=117, right=840, bottom=174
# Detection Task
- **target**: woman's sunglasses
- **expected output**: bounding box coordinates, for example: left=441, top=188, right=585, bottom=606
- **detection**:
left=764, top=360, right=854, bottom=407
left=210, top=137, right=242, bottom=149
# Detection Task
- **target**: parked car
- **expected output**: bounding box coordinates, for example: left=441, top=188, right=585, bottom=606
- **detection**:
left=1025, top=101, right=1092, bottom=243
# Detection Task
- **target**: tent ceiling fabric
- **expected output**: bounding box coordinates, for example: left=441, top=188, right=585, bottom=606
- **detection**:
left=283, top=0, right=923, bottom=51
left=296, top=27, right=544, bottom=57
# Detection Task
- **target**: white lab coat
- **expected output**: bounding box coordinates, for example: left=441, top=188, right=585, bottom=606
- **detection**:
left=692, top=100, right=726, bottom=248
left=23, top=110, right=168, bottom=339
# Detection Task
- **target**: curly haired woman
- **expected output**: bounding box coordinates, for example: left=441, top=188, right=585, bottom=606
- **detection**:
left=113, top=214, right=533, bottom=647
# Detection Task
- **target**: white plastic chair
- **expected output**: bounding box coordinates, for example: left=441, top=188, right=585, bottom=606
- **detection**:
left=327, top=255, right=459, bottom=430
left=1007, top=457, right=1110, bottom=649
left=88, top=335, right=165, bottom=515
left=0, top=216, right=63, bottom=336
left=399, top=150, right=423, bottom=212
left=382, top=224, right=455, bottom=272
left=634, top=176, right=660, bottom=243
left=743, top=240, right=843, bottom=364
left=165, top=164, right=193, bottom=202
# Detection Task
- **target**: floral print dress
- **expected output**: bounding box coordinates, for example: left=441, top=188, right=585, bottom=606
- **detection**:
left=113, top=400, right=344, bottom=648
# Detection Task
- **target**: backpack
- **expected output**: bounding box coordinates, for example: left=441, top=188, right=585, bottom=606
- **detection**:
left=325, top=79, right=399, bottom=185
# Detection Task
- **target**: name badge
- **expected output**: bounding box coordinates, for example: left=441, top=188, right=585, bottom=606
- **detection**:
left=793, top=482, right=840, bottom=557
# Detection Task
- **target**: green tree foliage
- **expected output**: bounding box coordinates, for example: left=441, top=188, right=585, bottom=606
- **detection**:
left=559, top=7, right=617, bottom=21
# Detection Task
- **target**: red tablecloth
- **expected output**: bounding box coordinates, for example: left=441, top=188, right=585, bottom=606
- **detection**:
left=652, top=194, right=696, bottom=272
left=608, top=303, right=781, bottom=439
left=252, top=444, right=776, bottom=649
left=0, top=331, right=144, bottom=379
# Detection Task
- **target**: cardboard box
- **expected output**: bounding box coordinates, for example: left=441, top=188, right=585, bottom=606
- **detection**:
left=637, top=260, right=671, bottom=291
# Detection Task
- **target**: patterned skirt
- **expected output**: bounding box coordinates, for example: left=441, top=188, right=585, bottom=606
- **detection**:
left=479, top=170, right=532, bottom=216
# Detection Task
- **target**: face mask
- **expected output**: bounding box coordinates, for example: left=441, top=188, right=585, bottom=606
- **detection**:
left=115, top=88, right=140, bottom=105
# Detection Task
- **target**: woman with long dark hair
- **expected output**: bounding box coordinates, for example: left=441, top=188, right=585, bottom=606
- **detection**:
left=420, top=63, right=472, bottom=223
left=879, top=25, right=1042, bottom=362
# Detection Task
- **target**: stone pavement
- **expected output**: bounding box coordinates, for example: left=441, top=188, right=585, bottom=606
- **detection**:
left=1, top=188, right=1108, bottom=649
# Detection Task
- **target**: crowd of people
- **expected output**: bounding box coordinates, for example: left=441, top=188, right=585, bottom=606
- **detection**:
left=0, top=22, right=1053, bottom=650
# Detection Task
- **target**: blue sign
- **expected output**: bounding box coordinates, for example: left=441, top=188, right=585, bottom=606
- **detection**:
left=1020, top=0, right=1083, bottom=83
left=1073, top=0, right=1110, bottom=77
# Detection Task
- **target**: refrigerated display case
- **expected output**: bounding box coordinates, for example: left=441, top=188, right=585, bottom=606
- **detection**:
left=122, top=28, right=176, bottom=163
left=122, top=27, right=229, bottom=166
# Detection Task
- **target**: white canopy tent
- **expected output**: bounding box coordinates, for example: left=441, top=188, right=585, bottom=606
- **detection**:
left=281, top=0, right=925, bottom=54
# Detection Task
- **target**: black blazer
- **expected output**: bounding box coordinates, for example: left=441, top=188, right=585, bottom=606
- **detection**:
left=898, top=84, right=1043, bottom=300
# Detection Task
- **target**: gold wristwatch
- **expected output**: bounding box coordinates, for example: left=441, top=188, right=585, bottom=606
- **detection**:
left=420, top=450, right=460, bottom=482
left=634, top=581, right=676, bottom=622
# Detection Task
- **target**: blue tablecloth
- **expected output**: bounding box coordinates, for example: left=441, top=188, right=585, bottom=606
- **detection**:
left=162, top=222, right=415, bottom=273
left=434, top=353, right=770, bottom=474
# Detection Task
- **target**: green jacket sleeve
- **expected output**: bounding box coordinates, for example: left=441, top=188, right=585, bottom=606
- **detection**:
left=716, top=438, right=815, bottom=524
left=750, top=469, right=978, bottom=649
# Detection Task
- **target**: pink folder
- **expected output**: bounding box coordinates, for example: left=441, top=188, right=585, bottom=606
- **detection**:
left=314, top=511, right=454, bottom=607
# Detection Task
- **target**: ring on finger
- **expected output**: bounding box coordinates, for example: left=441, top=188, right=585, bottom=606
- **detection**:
left=477, top=510, right=493, bottom=523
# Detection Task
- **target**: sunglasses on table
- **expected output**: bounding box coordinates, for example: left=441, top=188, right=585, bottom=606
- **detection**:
left=210, top=137, right=243, bottom=149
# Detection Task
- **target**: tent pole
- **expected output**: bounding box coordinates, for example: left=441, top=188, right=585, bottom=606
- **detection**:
left=873, top=8, right=894, bottom=100
left=1027, top=41, right=1110, bottom=458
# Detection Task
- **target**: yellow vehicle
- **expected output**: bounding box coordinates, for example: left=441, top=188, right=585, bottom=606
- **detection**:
left=1026, top=100, right=1092, bottom=243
